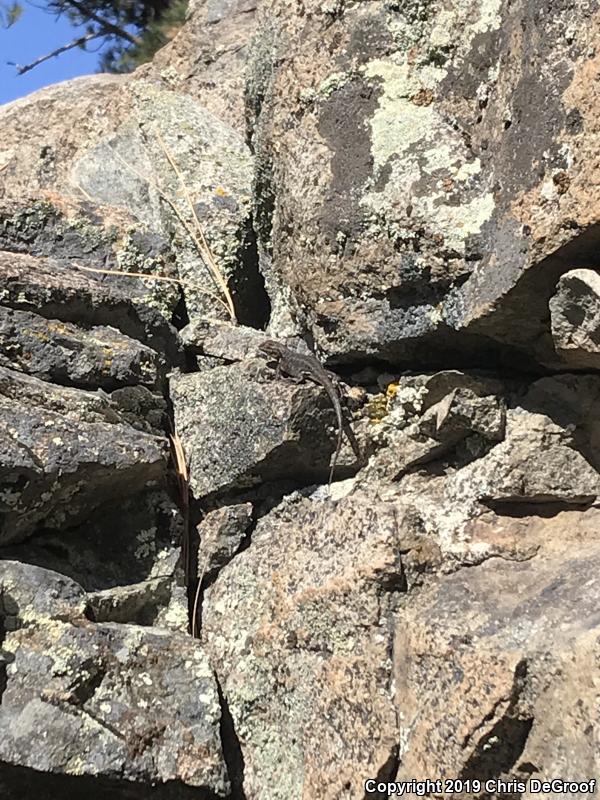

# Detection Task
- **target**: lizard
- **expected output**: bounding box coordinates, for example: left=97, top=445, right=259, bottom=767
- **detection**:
left=259, top=339, right=361, bottom=488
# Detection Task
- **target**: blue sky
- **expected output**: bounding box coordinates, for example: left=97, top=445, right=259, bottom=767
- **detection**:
left=0, top=2, right=108, bottom=105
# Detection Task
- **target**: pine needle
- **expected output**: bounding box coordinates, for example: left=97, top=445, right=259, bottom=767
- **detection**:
left=72, top=262, right=233, bottom=317
left=108, top=139, right=237, bottom=323
left=154, top=129, right=237, bottom=323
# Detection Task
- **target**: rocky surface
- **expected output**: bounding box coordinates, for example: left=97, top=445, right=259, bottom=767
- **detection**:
left=202, top=492, right=401, bottom=799
left=136, top=0, right=257, bottom=131
left=171, top=356, right=359, bottom=498
left=550, top=268, right=600, bottom=368
left=0, top=562, right=228, bottom=795
left=0, top=76, right=258, bottom=327
left=1, top=0, right=600, bottom=797
left=247, top=0, right=600, bottom=368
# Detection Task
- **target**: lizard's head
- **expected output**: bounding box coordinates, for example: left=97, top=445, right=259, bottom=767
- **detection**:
left=258, top=340, right=284, bottom=359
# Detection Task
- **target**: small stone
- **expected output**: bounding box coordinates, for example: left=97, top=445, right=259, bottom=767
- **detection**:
left=550, top=269, right=600, bottom=368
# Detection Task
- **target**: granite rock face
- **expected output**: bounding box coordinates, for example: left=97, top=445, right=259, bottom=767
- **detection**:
left=0, top=75, right=257, bottom=327
left=202, top=492, right=401, bottom=800
left=2, top=0, right=600, bottom=796
left=136, top=0, right=258, bottom=131
left=394, top=509, right=600, bottom=784
left=247, top=0, right=600, bottom=366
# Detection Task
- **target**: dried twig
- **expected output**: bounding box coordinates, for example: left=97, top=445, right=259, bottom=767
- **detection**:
left=8, top=31, right=101, bottom=75
left=154, top=130, right=237, bottom=323
left=108, top=141, right=237, bottom=323
left=170, top=430, right=194, bottom=635
left=72, top=262, right=233, bottom=317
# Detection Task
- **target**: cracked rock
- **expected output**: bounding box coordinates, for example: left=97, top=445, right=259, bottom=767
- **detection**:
left=0, top=250, right=182, bottom=366
left=0, top=367, right=167, bottom=544
left=0, top=620, right=229, bottom=794
left=197, top=503, right=253, bottom=577
left=0, top=305, right=164, bottom=391
left=171, top=359, right=355, bottom=498
left=202, top=491, right=401, bottom=799
left=394, top=508, right=600, bottom=783
left=2, top=491, right=187, bottom=630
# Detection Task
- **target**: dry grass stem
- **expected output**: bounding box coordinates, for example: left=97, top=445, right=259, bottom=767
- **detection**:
left=72, top=262, right=233, bottom=317
left=170, top=430, right=189, bottom=488
left=108, top=140, right=237, bottom=323
left=170, top=431, right=197, bottom=638
left=153, top=130, right=237, bottom=322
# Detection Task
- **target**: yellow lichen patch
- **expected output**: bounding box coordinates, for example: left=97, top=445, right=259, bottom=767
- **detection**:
left=46, top=321, right=71, bottom=336
left=214, top=186, right=229, bottom=197
left=365, top=394, right=388, bottom=423
left=25, top=327, right=50, bottom=343
left=386, top=382, right=399, bottom=399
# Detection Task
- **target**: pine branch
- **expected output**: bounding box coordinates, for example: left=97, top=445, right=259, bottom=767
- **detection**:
left=61, top=0, right=143, bottom=46
left=8, top=30, right=101, bottom=75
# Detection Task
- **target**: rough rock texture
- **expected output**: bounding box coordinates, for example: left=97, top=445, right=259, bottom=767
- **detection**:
left=2, top=0, right=600, bottom=796
left=0, top=563, right=228, bottom=795
left=171, top=358, right=358, bottom=498
left=0, top=305, right=163, bottom=391
left=136, top=0, right=257, bottom=131
left=197, top=503, right=253, bottom=577
left=247, top=0, right=600, bottom=367
left=202, top=492, right=401, bottom=799
left=0, top=75, right=257, bottom=326
left=395, top=509, right=600, bottom=784
left=1, top=491, right=187, bottom=630
left=0, top=366, right=167, bottom=544
left=0, top=250, right=181, bottom=364
left=550, top=268, right=600, bottom=368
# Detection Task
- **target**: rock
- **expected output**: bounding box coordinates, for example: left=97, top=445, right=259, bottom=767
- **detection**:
left=0, top=195, right=182, bottom=326
left=197, top=503, right=253, bottom=577
left=0, top=561, right=87, bottom=628
left=549, top=269, right=600, bottom=368
left=181, top=318, right=272, bottom=361
left=360, top=429, right=449, bottom=486
left=0, top=305, right=164, bottom=391
left=2, top=491, right=187, bottom=630
left=0, top=250, right=181, bottom=365
left=136, top=0, right=257, bottom=131
left=171, top=359, right=357, bottom=498
left=108, top=385, right=167, bottom=435
left=361, top=384, right=507, bottom=484
left=521, top=374, right=600, bottom=473
left=88, top=578, right=175, bottom=627
left=0, top=76, right=257, bottom=327
left=446, top=408, right=600, bottom=511
left=0, top=367, right=167, bottom=544
left=247, top=0, right=600, bottom=365
left=387, top=403, right=600, bottom=576
left=0, top=620, right=229, bottom=794
left=394, top=508, right=600, bottom=784
left=418, top=371, right=514, bottom=414
left=202, top=492, right=401, bottom=799
left=421, top=388, right=506, bottom=444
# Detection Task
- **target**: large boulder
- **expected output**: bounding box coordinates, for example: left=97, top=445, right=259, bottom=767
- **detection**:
left=0, top=75, right=256, bottom=326
left=202, top=492, right=401, bottom=799
left=247, top=0, right=600, bottom=366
